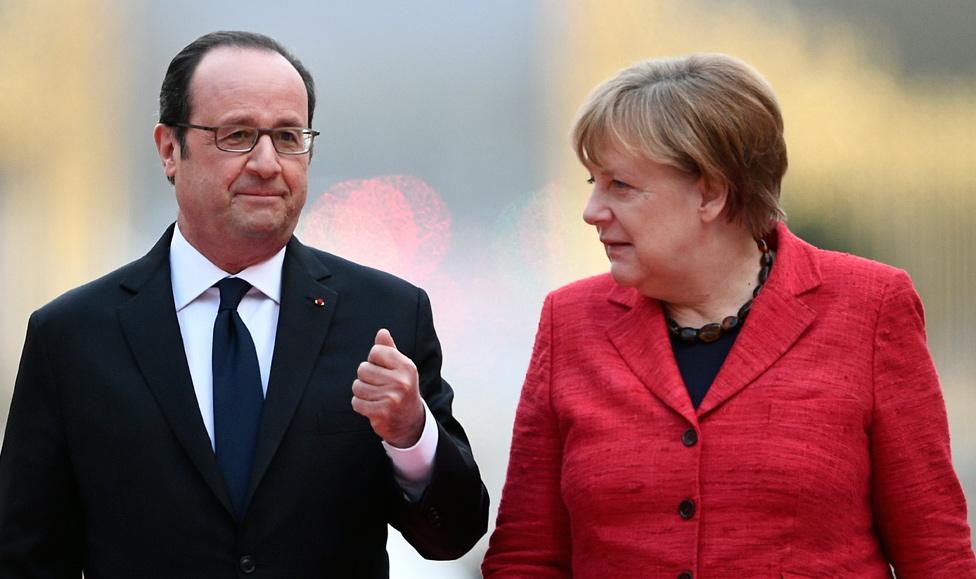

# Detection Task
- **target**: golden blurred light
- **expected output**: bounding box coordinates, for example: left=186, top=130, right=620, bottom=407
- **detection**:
left=0, top=0, right=128, bottom=417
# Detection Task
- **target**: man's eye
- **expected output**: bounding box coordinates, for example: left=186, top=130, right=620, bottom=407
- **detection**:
left=277, top=130, right=299, bottom=143
left=220, top=128, right=254, bottom=144
left=611, top=180, right=631, bottom=189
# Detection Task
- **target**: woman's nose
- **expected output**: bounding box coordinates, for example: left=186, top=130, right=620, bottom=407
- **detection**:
left=582, top=190, right=611, bottom=226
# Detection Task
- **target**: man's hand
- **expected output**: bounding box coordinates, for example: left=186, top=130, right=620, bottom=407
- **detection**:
left=351, top=329, right=426, bottom=448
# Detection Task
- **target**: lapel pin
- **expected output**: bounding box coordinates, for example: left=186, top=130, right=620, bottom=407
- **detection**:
left=313, top=297, right=326, bottom=307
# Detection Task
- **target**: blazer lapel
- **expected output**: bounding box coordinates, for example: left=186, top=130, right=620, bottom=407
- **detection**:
left=697, top=224, right=822, bottom=417
left=606, top=285, right=698, bottom=426
left=246, top=237, right=337, bottom=507
left=117, top=225, right=234, bottom=516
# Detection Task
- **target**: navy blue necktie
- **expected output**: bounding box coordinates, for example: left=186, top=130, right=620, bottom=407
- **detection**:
left=212, top=277, right=264, bottom=519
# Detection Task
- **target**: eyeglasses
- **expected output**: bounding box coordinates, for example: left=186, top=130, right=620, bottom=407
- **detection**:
left=171, top=123, right=320, bottom=155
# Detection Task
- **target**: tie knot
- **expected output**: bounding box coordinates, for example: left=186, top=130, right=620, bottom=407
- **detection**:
left=215, top=277, right=252, bottom=311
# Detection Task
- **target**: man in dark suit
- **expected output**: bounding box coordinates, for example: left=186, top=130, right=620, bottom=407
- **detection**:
left=0, top=31, right=488, bottom=578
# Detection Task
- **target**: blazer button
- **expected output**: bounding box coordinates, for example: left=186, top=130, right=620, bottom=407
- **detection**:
left=428, top=507, right=442, bottom=528
left=678, top=572, right=693, bottom=579
left=678, top=499, right=696, bottom=520
left=239, top=555, right=256, bottom=574
left=681, top=428, right=698, bottom=447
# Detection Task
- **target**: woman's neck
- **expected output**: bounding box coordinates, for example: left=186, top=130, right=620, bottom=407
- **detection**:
left=662, top=229, right=764, bottom=328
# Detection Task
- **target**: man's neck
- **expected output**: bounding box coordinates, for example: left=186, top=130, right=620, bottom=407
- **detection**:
left=176, top=222, right=289, bottom=274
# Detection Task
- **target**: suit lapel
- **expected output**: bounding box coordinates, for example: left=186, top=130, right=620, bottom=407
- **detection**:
left=606, top=286, right=698, bottom=425
left=697, top=224, right=822, bottom=417
left=695, top=286, right=815, bottom=416
left=246, top=238, right=336, bottom=507
left=117, top=226, right=234, bottom=516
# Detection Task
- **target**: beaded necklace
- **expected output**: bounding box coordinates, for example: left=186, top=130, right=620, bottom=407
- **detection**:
left=666, top=239, right=773, bottom=344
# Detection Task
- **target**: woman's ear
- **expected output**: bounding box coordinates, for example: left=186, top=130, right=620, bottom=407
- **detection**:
left=697, top=175, right=729, bottom=223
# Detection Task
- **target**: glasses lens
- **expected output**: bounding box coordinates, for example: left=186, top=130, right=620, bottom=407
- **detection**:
left=273, top=128, right=310, bottom=154
left=215, top=126, right=258, bottom=152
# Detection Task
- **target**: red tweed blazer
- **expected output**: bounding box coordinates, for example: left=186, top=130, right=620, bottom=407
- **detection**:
left=483, top=224, right=975, bottom=578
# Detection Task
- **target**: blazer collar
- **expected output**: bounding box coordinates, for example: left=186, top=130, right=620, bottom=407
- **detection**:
left=763, top=222, right=821, bottom=297
left=117, top=224, right=236, bottom=515
left=606, top=292, right=698, bottom=424
left=606, top=222, right=823, bottom=421
left=245, top=236, right=337, bottom=510
left=697, top=223, right=821, bottom=416
left=119, top=223, right=176, bottom=293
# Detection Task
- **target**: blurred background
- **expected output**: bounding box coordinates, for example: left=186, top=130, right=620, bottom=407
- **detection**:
left=1, top=0, right=973, bottom=575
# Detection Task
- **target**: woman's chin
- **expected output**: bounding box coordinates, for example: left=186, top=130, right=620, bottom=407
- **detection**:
left=608, top=264, right=643, bottom=288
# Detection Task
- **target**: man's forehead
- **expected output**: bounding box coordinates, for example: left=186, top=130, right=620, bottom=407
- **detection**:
left=191, top=46, right=300, bottom=87
left=188, top=46, right=308, bottom=123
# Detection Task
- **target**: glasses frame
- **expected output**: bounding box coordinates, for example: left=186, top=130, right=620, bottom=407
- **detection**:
left=171, top=122, right=320, bottom=155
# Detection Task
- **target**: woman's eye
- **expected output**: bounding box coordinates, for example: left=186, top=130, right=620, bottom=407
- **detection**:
left=611, top=180, right=631, bottom=189
left=586, top=176, right=595, bottom=185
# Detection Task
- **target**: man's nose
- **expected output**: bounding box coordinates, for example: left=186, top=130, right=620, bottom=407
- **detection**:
left=245, top=135, right=282, bottom=178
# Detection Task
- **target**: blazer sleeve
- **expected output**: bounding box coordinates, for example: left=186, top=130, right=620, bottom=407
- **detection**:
left=482, top=295, right=572, bottom=578
left=869, top=271, right=976, bottom=576
left=0, top=313, right=84, bottom=578
left=389, top=288, right=490, bottom=560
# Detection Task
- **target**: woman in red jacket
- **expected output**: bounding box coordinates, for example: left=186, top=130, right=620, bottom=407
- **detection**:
left=482, top=53, right=975, bottom=578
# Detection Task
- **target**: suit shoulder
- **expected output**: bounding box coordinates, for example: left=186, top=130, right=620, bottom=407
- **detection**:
left=811, top=245, right=913, bottom=295
left=544, top=273, right=621, bottom=313
left=32, top=258, right=150, bottom=327
left=301, top=245, right=423, bottom=297
left=777, top=224, right=914, bottom=299
left=548, top=273, right=616, bottom=300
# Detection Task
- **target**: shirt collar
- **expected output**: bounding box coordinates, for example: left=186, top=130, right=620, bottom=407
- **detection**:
left=169, top=223, right=285, bottom=311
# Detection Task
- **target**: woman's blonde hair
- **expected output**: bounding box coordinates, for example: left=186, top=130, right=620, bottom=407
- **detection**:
left=572, top=53, right=787, bottom=238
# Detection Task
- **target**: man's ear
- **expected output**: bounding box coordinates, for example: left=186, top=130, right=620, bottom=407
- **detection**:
left=697, top=174, right=729, bottom=224
left=153, top=123, right=179, bottom=181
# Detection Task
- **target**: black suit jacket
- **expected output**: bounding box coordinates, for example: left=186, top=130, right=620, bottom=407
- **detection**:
left=0, top=225, right=489, bottom=578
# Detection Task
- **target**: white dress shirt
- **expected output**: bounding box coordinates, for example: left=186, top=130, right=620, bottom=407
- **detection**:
left=169, top=224, right=436, bottom=500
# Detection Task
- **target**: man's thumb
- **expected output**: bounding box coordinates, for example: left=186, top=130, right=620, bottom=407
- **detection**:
left=375, top=328, right=396, bottom=349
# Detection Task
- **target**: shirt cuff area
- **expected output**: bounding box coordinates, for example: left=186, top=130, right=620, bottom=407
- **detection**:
left=381, top=401, right=438, bottom=502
